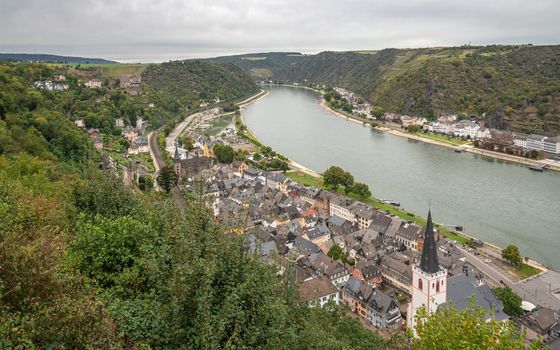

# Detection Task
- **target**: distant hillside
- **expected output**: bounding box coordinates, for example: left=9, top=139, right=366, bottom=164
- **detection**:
left=203, top=52, right=305, bottom=80
left=212, top=45, right=560, bottom=134
left=0, top=53, right=116, bottom=64
left=142, top=60, right=258, bottom=106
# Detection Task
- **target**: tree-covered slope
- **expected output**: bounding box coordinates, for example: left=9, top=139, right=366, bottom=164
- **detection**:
left=142, top=60, right=258, bottom=106
left=0, top=62, right=385, bottom=349
left=205, top=52, right=305, bottom=79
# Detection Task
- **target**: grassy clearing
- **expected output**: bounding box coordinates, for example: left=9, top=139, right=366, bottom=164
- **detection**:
left=286, top=170, right=469, bottom=244
left=510, top=263, right=541, bottom=280
left=415, top=132, right=470, bottom=146
left=67, top=63, right=150, bottom=78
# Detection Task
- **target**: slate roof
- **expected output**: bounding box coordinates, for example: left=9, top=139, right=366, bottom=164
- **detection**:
left=370, top=212, right=392, bottom=234
left=294, top=236, right=321, bottom=255
left=420, top=210, right=440, bottom=273
left=444, top=273, right=509, bottom=321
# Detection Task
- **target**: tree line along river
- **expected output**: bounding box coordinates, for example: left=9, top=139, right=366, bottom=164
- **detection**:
left=242, top=85, right=560, bottom=270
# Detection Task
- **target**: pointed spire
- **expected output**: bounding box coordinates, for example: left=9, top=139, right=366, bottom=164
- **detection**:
left=174, top=146, right=180, bottom=161
left=420, top=210, right=440, bottom=274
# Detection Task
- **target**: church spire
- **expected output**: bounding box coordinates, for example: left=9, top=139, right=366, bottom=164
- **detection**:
left=420, top=210, right=440, bottom=273
left=174, top=146, right=180, bottom=161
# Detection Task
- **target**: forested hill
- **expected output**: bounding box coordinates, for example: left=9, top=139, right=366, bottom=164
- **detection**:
left=142, top=60, right=259, bottom=106
left=211, top=45, right=560, bottom=134
left=202, top=52, right=305, bottom=79
left=0, top=61, right=385, bottom=349
left=0, top=53, right=115, bottom=64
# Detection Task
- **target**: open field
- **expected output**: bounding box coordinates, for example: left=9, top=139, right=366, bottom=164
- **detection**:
left=68, top=62, right=150, bottom=78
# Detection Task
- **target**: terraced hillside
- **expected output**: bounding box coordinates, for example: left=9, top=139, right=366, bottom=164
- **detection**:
left=142, top=60, right=258, bottom=106
left=212, top=45, right=560, bottom=134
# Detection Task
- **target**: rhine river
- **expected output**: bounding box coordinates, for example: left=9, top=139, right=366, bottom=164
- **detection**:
left=243, top=85, right=560, bottom=270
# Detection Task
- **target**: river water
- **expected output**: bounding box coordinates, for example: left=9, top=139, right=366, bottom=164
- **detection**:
left=243, top=85, right=560, bottom=270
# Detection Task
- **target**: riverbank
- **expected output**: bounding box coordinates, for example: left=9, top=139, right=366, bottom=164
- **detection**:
left=240, top=85, right=551, bottom=278
left=311, top=85, right=560, bottom=173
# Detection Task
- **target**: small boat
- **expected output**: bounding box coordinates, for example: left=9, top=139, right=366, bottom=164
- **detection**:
left=454, top=148, right=463, bottom=153
left=529, top=164, right=546, bottom=172
left=381, top=199, right=400, bottom=206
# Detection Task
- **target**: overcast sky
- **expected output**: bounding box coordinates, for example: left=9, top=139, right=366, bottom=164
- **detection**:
left=1, top=0, right=559, bottom=62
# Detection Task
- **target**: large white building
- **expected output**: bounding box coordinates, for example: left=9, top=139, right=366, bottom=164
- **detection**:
left=544, top=137, right=560, bottom=154
left=407, top=211, right=448, bottom=333
left=527, top=135, right=547, bottom=151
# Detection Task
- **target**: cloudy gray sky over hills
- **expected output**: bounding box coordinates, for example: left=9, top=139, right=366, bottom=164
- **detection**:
left=1, top=0, right=559, bottom=62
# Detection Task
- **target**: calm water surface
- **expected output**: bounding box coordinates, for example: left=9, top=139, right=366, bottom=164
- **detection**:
left=243, top=86, right=560, bottom=270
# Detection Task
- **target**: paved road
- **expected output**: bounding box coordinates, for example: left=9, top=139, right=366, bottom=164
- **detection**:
left=457, top=245, right=514, bottom=287
left=147, top=129, right=185, bottom=207
left=457, top=245, right=560, bottom=310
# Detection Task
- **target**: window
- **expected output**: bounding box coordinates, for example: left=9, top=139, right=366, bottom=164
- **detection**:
left=436, top=281, right=440, bottom=292
left=418, top=278, right=423, bottom=291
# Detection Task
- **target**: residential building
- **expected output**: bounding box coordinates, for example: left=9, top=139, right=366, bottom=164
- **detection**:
left=74, top=119, right=84, bottom=128
left=128, top=136, right=149, bottom=154
left=231, top=160, right=248, bottom=175
left=115, top=118, right=125, bottom=128
left=518, top=307, right=559, bottom=343
left=329, top=196, right=357, bottom=222
left=342, top=276, right=402, bottom=331
left=513, top=134, right=528, bottom=149
left=395, top=222, right=423, bottom=251
left=84, top=79, right=102, bottom=88
left=122, top=125, right=138, bottom=142
left=119, top=75, right=142, bottom=95
left=299, top=276, right=339, bottom=307
left=355, top=208, right=375, bottom=230
left=379, top=254, right=412, bottom=294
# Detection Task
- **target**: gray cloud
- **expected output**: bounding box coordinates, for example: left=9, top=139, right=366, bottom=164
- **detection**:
left=1, top=0, right=559, bottom=62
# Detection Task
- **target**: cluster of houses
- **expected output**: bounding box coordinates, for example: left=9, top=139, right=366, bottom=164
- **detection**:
left=119, top=75, right=142, bottom=95
left=173, top=156, right=559, bottom=344
left=124, top=118, right=149, bottom=154
left=333, top=87, right=372, bottom=117
left=329, top=85, right=560, bottom=157
left=190, top=162, right=515, bottom=334
left=33, top=76, right=69, bottom=91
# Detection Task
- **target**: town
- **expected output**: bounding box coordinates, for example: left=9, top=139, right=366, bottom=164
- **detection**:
left=36, top=70, right=560, bottom=347
left=145, top=101, right=560, bottom=346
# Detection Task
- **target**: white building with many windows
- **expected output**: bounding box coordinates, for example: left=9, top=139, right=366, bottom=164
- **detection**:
left=544, top=137, right=560, bottom=154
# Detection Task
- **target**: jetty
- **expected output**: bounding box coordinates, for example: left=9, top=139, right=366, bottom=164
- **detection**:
left=529, top=164, right=549, bottom=172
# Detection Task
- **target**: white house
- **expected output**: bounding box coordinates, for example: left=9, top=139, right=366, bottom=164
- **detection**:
left=84, top=79, right=102, bottom=88
left=298, top=276, right=340, bottom=307
left=513, top=135, right=528, bottom=149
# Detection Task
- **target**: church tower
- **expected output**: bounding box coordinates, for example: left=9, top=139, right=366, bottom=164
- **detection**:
left=407, top=210, right=447, bottom=332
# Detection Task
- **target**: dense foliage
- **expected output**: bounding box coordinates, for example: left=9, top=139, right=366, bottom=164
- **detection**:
left=502, top=244, right=523, bottom=266
left=412, top=298, right=542, bottom=350
left=142, top=60, right=258, bottom=108
left=0, top=61, right=389, bottom=349
left=494, top=287, right=524, bottom=317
